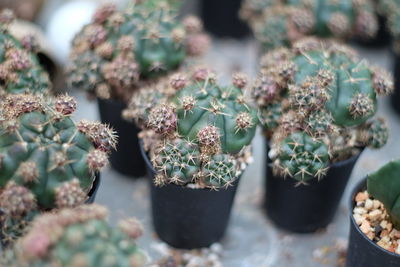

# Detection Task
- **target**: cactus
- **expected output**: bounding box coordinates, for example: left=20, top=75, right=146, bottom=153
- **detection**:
left=126, top=69, right=258, bottom=189
left=381, top=0, right=400, bottom=53
left=248, top=0, right=378, bottom=51
left=2, top=204, right=147, bottom=267
left=367, top=160, right=400, bottom=229
left=67, top=1, right=209, bottom=101
left=254, top=38, right=392, bottom=182
left=240, top=0, right=278, bottom=23
left=0, top=9, right=50, bottom=97
left=0, top=93, right=117, bottom=244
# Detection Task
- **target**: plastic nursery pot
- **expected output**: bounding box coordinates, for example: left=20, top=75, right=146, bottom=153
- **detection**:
left=97, top=98, right=146, bottom=177
left=200, top=0, right=250, bottom=39
left=346, top=178, right=400, bottom=267
left=264, top=143, right=363, bottom=233
left=353, top=15, right=391, bottom=48
left=86, top=172, right=101, bottom=204
left=391, top=52, right=400, bottom=115
left=140, top=142, right=240, bottom=249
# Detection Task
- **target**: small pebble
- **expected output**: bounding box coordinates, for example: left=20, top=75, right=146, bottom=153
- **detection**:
left=360, top=221, right=371, bottom=234
left=373, top=200, right=381, bottom=209
left=353, top=213, right=365, bottom=225
left=355, top=192, right=368, bottom=202
left=354, top=207, right=367, bottom=215
left=368, top=210, right=382, bottom=221
left=365, top=199, right=373, bottom=210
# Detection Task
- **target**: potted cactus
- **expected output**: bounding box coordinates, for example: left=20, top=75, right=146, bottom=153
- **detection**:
left=347, top=160, right=400, bottom=267
left=252, top=38, right=393, bottom=232
left=125, top=68, right=257, bottom=248
left=0, top=9, right=50, bottom=97
left=0, top=93, right=116, bottom=245
left=1, top=204, right=148, bottom=267
left=245, top=0, right=378, bottom=52
left=67, top=0, right=209, bottom=177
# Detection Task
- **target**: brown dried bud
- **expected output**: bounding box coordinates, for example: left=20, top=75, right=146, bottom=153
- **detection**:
left=232, top=73, right=248, bottom=89
left=170, top=73, right=187, bottom=90
left=55, top=179, right=86, bottom=208
left=55, top=94, right=77, bottom=115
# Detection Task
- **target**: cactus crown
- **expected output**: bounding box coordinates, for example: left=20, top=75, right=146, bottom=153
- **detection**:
left=253, top=38, right=392, bottom=184
left=247, top=0, right=377, bottom=51
left=0, top=9, right=50, bottom=97
left=0, top=93, right=117, bottom=243
left=125, top=68, right=257, bottom=189
left=67, top=1, right=209, bottom=101
left=367, top=160, right=400, bottom=229
left=3, top=204, right=147, bottom=267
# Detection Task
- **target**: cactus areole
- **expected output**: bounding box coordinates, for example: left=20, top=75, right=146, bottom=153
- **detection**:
left=253, top=38, right=393, bottom=183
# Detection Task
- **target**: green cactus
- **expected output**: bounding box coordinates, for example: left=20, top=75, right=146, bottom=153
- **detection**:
left=2, top=204, right=147, bottom=267
left=249, top=0, right=378, bottom=51
left=273, top=132, right=329, bottom=184
left=254, top=38, right=392, bottom=182
left=367, top=160, right=400, bottom=229
left=127, top=69, right=258, bottom=189
left=0, top=93, right=117, bottom=244
left=68, top=2, right=208, bottom=100
left=0, top=9, right=50, bottom=97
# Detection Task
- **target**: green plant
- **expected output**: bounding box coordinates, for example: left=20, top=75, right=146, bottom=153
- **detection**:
left=0, top=9, right=50, bottom=97
left=125, top=69, right=258, bottom=189
left=2, top=204, right=147, bottom=267
left=67, top=1, right=209, bottom=101
left=380, top=0, right=400, bottom=53
left=253, top=38, right=392, bottom=184
left=0, top=93, right=117, bottom=244
left=367, top=160, right=400, bottom=229
left=240, top=0, right=278, bottom=22
left=248, top=0, right=378, bottom=51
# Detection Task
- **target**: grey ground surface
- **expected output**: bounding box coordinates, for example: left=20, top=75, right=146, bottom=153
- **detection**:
left=69, top=39, right=399, bottom=267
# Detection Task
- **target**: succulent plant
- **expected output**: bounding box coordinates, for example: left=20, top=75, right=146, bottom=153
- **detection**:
left=0, top=93, right=117, bottom=244
left=0, top=9, right=50, bottom=97
left=367, top=160, right=400, bottom=229
left=240, top=0, right=278, bottom=23
left=67, top=1, right=209, bottom=101
left=254, top=38, right=392, bottom=184
left=380, top=0, right=400, bottom=53
left=247, top=0, right=378, bottom=51
left=125, top=68, right=257, bottom=189
left=2, top=204, right=147, bottom=267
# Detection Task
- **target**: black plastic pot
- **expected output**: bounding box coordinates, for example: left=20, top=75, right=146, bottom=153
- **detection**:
left=86, top=173, right=101, bottom=204
left=391, top=53, right=400, bottom=115
left=346, top=178, right=400, bottom=267
left=265, top=144, right=362, bottom=233
left=97, top=98, right=146, bottom=177
left=200, top=0, right=250, bottom=39
left=140, top=142, right=240, bottom=249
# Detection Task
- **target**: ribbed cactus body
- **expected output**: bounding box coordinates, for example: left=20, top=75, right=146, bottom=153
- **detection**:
left=4, top=205, right=147, bottom=267
left=0, top=94, right=116, bottom=243
left=172, top=81, right=257, bottom=154
left=368, top=160, right=400, bottom=229
left=249, top=0, right=377, bottom=51
left=254, top=38, right=392, bottom=182
left=0, top=11, right=50, bottom=96
left=68, top=2, right=208, bottom=100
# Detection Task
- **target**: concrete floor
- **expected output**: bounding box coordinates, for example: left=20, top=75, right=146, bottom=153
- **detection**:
left=68, top=38, right=400, bottom=266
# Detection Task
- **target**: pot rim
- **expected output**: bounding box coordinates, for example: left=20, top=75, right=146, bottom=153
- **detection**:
left=349, top=177, right=400, bottom=258
left=139, top=139, right=240, bottom=191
